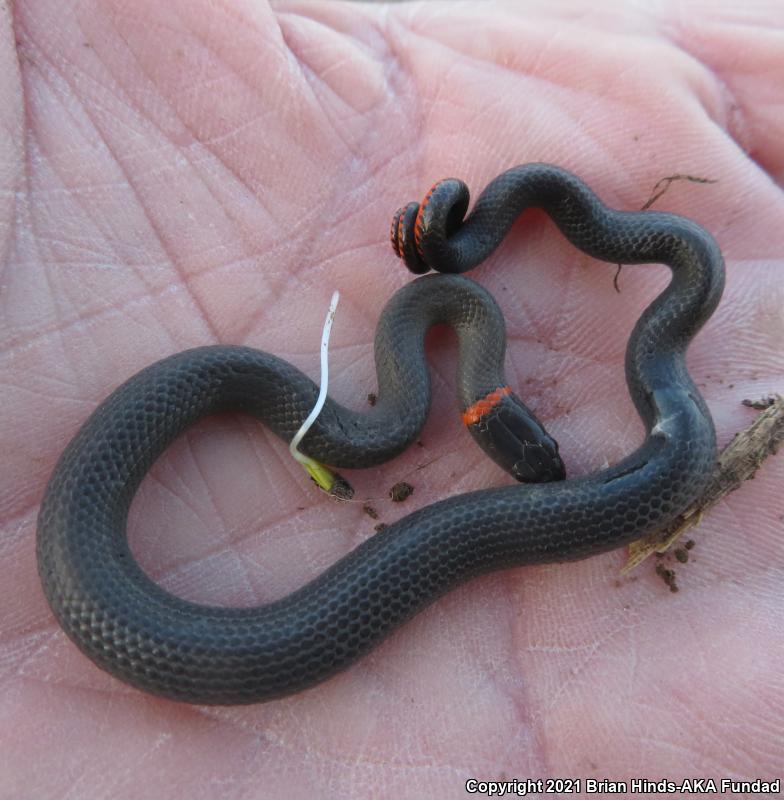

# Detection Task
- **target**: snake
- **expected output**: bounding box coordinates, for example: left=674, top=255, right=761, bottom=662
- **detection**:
left=36, top=163, right=724, bottom=705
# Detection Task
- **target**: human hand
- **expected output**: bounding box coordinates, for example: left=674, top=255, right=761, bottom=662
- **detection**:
left=2, top=1, right=782, bottom=796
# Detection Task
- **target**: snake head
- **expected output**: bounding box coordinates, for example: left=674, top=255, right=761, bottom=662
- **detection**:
left=391, top=179, right=470, bottom=274
left=464, top=389, right=565, bottom=483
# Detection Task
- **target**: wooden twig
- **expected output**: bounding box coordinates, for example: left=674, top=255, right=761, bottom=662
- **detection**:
left=622, top=395, right=784, bottom=573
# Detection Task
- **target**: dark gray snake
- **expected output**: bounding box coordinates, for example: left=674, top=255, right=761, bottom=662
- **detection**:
left=36, top=164, right=724, bottom=704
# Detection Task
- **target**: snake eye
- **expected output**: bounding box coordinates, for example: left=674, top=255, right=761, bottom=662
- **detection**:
left=465, top=391, right=565, bottom=483
left=511, top=442, right=565, bottom=483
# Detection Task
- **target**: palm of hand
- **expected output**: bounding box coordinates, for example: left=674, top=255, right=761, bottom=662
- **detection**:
left=2, top=1, right=782, bottom=796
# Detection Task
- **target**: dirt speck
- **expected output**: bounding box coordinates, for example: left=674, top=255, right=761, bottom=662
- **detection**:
left=742, top=396, right=775, bottom=410
left=655, top=563, right=679, bottom=593
left=389, top=482, right=414, bottom=502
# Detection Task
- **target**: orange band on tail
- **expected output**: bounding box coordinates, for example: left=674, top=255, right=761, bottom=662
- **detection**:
left=414, top=182, right=438, bottom=257
left=462, top=386, right=512, bottom=425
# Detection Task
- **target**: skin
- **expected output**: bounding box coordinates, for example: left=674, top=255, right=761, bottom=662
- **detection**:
left=1, top=0, right=783, bottom=796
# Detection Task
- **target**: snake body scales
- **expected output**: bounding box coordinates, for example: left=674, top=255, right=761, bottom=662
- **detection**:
left=37, top=164, right=724, bottom=704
